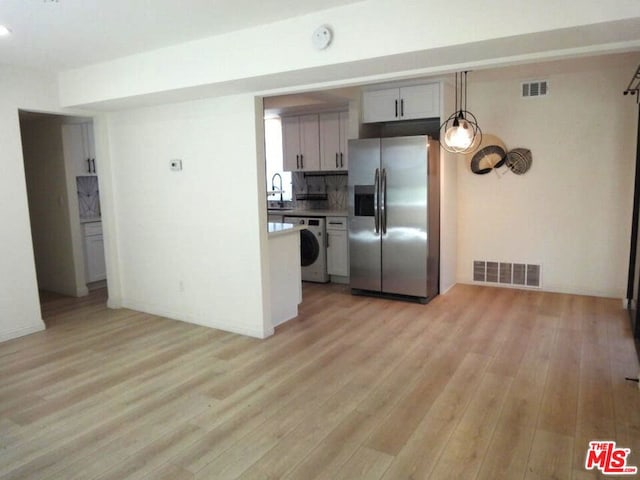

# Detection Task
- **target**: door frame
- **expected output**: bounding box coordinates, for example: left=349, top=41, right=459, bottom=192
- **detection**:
left=626, top=104, right=640, bottom=362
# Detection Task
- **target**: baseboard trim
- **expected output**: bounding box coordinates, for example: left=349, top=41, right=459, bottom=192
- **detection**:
left=106, top=297, right=123, bottom=309
left=0, top=322, right=46, bottom=343
left=121, top=299, right=269, bottom=339
left=329, top=275, right=349, bottom=285
left=440, top=282, right=456, bottom=295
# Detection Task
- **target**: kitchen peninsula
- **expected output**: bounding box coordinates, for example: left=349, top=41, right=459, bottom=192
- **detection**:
left=267, top=221, right=304, bottom=327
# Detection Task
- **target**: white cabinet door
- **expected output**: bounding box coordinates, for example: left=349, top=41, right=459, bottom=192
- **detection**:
left=299, top=114, right=320, bottom=171
left=62, top=123, right=97, bottom=176
left=82, top=123, right=97, bottom=174
left=282, top=115, right=320, bottom=172
left=85, top=235, right=106, bottom=282
left=320, top=111, right=349, bottom=171
left=362, top=83, right=440, bottom=123
left=320, top=112, right=340, bottom=170
left=400, top=84, right=440, bottom=120
left=84, top=222, right=106, bottom=282
left=282, top=116, right=301, bottom=172
left=362, top=88, right=400, bottom=123
left=327, top=229, right=349, bottom=276
left=339, top=111, right=349, bottom=170
left=327, top=217, right=349, bottom=277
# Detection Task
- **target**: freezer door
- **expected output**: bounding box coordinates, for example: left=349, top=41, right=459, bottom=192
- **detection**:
left=381, top=136, right=429, bottom=297
left=348, top=138, right=382, bottom=292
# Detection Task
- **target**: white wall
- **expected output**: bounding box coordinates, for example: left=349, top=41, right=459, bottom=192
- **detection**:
left=0, top=65, right=62, bottom=341
left=58, top=0, right=640, bottom=108
left=104, top=94, right=271, bottom=337
left=456, top=54, right=639, bottom=297
left=20, top=116, right=80, bottom=297
left=440, top=80, right=458, bottom=294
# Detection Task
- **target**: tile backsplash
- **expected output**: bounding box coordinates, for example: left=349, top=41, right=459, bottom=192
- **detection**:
left=292, top=172, right=348, bottom=211
left=76, top=176, right=101, bottom=219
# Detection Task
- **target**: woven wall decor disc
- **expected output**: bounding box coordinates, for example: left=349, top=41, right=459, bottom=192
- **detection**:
left=505, top=148, right=533, bottom=175
left=465, top=133, right=507, bottom=175
left=470, top=145, right=506, bottom=174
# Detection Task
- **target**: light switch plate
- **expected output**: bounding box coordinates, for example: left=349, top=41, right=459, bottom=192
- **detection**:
left=170, top=159, right=182, bottom=171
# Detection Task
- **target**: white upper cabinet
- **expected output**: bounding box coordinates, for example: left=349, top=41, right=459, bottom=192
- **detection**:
left=282, top=114, right=320, bottom=172
left=362, top=83, right=440, bottom=123
left=399, top=84, right=440, bottom=120
left=362, top=89, right=400, bottom=123
left=62, top=123, right=97, bottom=176
left=282, top=116, right=300, bottom=172
left=319, top=111, right=349, bottom=171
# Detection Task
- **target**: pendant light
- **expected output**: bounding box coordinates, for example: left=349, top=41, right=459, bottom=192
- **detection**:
left=440, top=71, right=482, bottom=154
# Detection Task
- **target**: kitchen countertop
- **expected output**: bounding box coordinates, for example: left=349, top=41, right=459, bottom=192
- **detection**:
left=268, top=209, right=348, bottom=217
left=267, top=222, right=305, bottom=238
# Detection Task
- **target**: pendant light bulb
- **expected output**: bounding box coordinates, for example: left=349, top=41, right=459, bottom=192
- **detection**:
left=444, top=119, right=473, bottom=149
left=439, top=71, right=482, bottom=154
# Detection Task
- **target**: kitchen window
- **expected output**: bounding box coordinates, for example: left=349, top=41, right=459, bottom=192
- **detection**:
left=265, top=117, right=292, bottom=201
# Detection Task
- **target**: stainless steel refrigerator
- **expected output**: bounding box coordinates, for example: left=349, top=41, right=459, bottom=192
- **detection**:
left=348, top=136, right=440, bottom=302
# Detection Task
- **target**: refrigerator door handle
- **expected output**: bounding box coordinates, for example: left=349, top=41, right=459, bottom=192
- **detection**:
left=374, top=168, right=380, bottom=234
left=381, top=168, right=387, bottom=234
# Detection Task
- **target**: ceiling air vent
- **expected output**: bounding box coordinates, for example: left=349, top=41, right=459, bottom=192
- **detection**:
left=522, top=80, right=548, bottom=98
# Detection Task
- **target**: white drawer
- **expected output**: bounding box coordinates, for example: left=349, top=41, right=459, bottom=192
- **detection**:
left=326, top=216, right=347, bottom=230
left=84, top=222, right=103, bottom=236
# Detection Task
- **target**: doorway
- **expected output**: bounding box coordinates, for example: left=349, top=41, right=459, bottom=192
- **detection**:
left=19, top=111, right=107, bottom=326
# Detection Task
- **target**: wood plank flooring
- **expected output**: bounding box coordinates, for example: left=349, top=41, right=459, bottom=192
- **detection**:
left=1, top=284, right=639, bottom=479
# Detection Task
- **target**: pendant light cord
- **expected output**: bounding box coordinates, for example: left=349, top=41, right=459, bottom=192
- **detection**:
left=459, top=72, right=463, bottom=115
left=454, top=72, right=458, bottom=114
left=464, top=71, right=468, bottom=113
left=440, top=69, right=482, bottom=154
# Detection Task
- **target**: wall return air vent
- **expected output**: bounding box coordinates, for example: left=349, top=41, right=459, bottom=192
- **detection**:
left=521, top=80, right=548, bottom=98
left=473, top=261, right=542, bottom=288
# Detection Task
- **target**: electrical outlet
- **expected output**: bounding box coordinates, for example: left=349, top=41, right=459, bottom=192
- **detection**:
left=170, top=159, right=182, bottom=171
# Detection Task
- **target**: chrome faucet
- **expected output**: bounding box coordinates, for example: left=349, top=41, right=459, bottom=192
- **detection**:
left=271, top=173, right=284, bottom=206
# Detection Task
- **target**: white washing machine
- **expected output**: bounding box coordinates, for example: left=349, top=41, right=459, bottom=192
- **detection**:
left=283, top=216, right=329, bottom=283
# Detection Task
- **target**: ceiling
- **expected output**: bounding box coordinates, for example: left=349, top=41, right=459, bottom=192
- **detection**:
left=0, top=0, right=363, bottom=71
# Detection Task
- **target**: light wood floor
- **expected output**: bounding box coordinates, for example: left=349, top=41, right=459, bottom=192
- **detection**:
left=1, top=284, right=639, bottom=480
